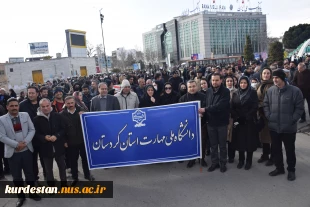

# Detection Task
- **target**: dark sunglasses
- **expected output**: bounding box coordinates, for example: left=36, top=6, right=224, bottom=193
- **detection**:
left=165, top=87, right=172, bottom=90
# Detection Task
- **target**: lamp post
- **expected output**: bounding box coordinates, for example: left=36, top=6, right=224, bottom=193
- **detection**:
left=100, top=9, right=108, bottom=74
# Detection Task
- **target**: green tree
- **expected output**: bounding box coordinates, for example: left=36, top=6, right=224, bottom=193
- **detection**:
left=111, top=68, right=121, bottom=73
left=268, top=41, right=284, bottom=65
left=283, top=24, right=310, bottom=49
left=243, top=35, right=254, bottom=62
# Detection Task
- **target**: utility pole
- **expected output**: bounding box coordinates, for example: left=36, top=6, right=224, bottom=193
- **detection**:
left=100, top=9, right=108, bottom=74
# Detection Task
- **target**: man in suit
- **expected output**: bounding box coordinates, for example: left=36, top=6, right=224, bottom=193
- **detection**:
left=90, top=82, right=120, bottom=112
left=0, top=98, right=41, bottom=207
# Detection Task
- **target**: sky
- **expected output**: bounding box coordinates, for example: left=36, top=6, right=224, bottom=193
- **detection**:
left=0, top=0, right=310, bottom=63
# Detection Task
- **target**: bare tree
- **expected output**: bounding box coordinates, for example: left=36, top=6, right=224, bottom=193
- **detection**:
left=145, top=48, right=159, bottom=65
left=126, top=51, right=136, bottom=68
left=87, top=40, right=95, bottom=57
left=116, top=47, right=127, bottom=71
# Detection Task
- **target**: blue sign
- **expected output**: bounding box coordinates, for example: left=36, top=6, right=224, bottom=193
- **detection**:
left=133, top=63, right=139, bottom=70
left=100, top=56, right=112, bottom=68
left=81, top=102, right=202, bottom=170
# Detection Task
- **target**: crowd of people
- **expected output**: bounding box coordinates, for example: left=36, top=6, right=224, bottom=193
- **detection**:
left=0, top=57, right=309, bottom=207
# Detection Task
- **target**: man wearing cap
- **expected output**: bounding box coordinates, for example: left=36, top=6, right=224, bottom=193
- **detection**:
left=115, top=79, right=139, bottom=110
left=264, top=69, right=304, bottom=181
left=52, top=87, right=65, bottom=113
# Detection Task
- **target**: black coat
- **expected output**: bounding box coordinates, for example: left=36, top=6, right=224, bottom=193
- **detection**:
left=231, top=89, right=259, bottom=152
left=60, top=107, right=84, bottom=146
left=19, top=98, right=40, bottom=121
left=33, top=111, right=66, bottom=158
left=179, top=92, right=206, bottom=123
left=160, top=91, right=180, bottom=106
left=168, top=77, right=183, bottom=92
left=19, top=98, right=41, bottom=146
left=204, top=84, right=230, bottom=127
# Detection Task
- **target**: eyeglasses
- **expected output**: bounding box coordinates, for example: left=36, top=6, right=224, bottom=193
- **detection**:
left=165, top=87, right=172, bottom=90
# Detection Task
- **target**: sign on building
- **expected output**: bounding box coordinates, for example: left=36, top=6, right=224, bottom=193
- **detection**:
left=29, top=42, right=49, bottom=55
left=8, top=57, right=24, bottom=63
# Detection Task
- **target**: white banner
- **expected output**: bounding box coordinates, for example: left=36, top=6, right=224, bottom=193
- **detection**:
left=29, top=42, right=49, bottom=55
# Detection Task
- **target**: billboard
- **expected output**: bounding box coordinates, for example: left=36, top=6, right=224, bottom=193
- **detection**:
left=65, top=29, right=87, bottom=57
left=29, top=42, right=49, bottom=55
left=9, top=57, right=24, bottom=63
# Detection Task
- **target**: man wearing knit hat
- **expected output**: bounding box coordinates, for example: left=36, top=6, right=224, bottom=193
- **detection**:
left=263, top=69, right=304, bottom=181
left=115, top=79, right=139, bottom=110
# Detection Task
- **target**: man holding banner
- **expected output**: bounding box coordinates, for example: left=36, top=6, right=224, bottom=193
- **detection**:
left=179, top=80, right=207, bottom=168
left=199, top=73, right=230, bottom=173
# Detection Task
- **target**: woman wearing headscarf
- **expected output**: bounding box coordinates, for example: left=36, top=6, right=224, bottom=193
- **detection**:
left=225, top=76, right=238, bottom=163
left=200, top=77, right=208, bottom=94
left=178, top=83, right=187, bottom=97
left=9, top=89, right=17, bottom=98
left=139, top=85, right=159, bottom=108
left=200, top=77, right=210, bottom=156
left=231, top=76, right=259, bottom=170
left=256, top=68, right=274, bottom=166
left=73, top=91, right=89, bottom=112
left=160, top=83, right=180, bottom=106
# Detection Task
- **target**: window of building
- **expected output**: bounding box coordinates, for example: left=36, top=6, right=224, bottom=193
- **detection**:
left=0, top=70, right=4, bottom=75
left=10, top=68, right=13, bottom=72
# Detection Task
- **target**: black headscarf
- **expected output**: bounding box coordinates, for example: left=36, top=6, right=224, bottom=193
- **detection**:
left=160, top=83, right=179, bottom=105
left=238, top=76, right=252, bottom=105
left=178, top=83, right=187, bottom=97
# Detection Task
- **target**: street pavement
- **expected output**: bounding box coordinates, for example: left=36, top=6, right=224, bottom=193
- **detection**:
left=1, top=110, right=310, bottom=207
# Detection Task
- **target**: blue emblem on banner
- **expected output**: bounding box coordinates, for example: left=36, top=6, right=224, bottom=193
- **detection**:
left=132, top=110, right=146, bottom=127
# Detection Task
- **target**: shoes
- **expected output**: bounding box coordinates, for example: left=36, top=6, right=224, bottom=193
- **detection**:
left=287, top=171, right=296, bottom=181
left=265, top=159, right=274, bottom=166
left=85, top=175, right=95, bottom=181
left=208, top=164, right=220, bottom=172
left=244, top=162, right=252, bottom=170
left=269, top=169, right=285, bottom=176
left=220, top=165, right=227, bottom=173
left=257, top=154, right=269, bottom=163
left=16, top=198, right=25, bottom=207
left=187, top=160, right=196, bottom=168
left=299, top=119, right=306, bottom=123
left=201, top=159, right=208, bottom=167
left=228, top=158, right=234, bottom=163
left=237, top=161, right=244, bottom=169
left=29, top=193, right=41, bottom=201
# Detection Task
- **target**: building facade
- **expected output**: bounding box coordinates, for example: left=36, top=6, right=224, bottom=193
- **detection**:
left=0, top=63, right=8, bottom=90
left=4, top=57, right=96, bottom=93
left=143, top=11, right=267, bottom=64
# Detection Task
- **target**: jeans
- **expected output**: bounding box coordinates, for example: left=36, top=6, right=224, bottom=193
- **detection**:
left=68, top=143, right=90, bottom=180
left=8, top=150, right=35, bottom=198
left=270, top=131, right=296, bottom=172
left=207, top=125, right=228, bottom=165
